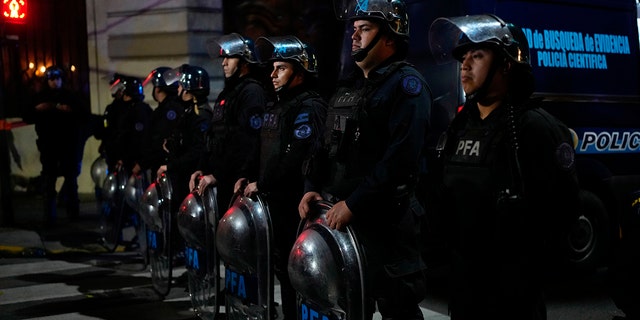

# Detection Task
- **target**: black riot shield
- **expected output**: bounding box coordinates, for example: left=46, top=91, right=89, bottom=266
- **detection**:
left=177, top=185, right=221, bottom=320
left=216, top=194, right=274, bottom=320
left=288, top=200, right=367, bottom=320
left=140, top=173, right=174, bottom=297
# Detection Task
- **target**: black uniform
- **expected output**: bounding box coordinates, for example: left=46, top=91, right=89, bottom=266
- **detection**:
left=259, top=83, right=327, bottom=320
left=200, top=75, right=267, bottom=210
left=308, top=60, right=431, bottom=319
left=165, top=101, right=213, bottom=215
left=142, top=95, right=184, bottom=180
left=437, top=99, right=580, bottom=319
left=112, top=99, right=153, bottom=173
left=99, top=98, right=128, bottom=172
left=26, top=84, right=89, bottom=223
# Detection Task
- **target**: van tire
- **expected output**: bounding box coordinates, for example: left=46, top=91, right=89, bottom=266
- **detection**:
left=564, top=189, right=610, bottom=273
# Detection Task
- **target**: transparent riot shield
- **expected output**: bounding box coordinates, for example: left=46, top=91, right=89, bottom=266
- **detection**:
left=99, top=166, right=128, bottom=252
left=90, top=155, right=108, bottom=214
left=140, top=172, right=174, bottom=297
left=216, top=194, right=274, bottom=320
left=124, top=172, right=149, bottom=265
left=288, top=200, right=367, bottom=320
left=177, top=184, right=221, bottom=320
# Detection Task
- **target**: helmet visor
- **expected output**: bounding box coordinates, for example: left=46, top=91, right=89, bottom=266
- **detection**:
left=207, top=33, right=255, bottom=62
left=334, top=0, right=395, bottom=21
left=162, top=66, right=183, bottom=87
left=255, top=36, right=304, bottom=62
left=429, top=14, right=516, bottom=64
left=110, top=79, right=126, bottom=96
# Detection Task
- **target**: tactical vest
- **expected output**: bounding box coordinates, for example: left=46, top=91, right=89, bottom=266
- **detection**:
left=208, top=78, right=262, bottom=155
left=326, top=62, right=410, bottom=167
left=260, top=91, right=318, bottom=176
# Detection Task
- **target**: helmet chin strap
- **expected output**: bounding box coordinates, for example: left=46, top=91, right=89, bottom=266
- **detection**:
left=352, top=30, right=382, bottom=62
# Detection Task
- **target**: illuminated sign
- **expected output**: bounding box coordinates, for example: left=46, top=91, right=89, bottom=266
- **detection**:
left=2, top=0, right=27, bottom=24
left=574, top=128, right=640, bottom=154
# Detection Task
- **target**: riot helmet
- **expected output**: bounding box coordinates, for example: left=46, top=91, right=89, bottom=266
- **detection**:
left=143, top=66, right=179, bottom=99
left=111, top=75, right=144, bottom=100
left=44, top=66, right=64, bottom=80
left=164, top=64, right=210, bottom=102
left=207, top=33, right=258, bottom=63
left=255, top=35, right=318, bottom=74
left=334, top=0, right=409, bottom=38
left=429, top=14, right=534, bottom=101
left=334, top=0, right=409, bottom=62
left=429, top=14, right=530, bottom=66
left=143, top=66, right=177, bottom=88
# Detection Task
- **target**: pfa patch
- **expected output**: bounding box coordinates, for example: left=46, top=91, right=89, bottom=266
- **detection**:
left=166, top=110, right=177, bottom=121
left=294, top=112, right=310, bottom=125
left=293, top=124, right=312, bottom=139
left=401, top=75, right=422, bottom=96
left=249, top=114, right=263, bottom=129
left=135, top=122, right=144, bottom=132
left=555, top=142, right=575, bottom=170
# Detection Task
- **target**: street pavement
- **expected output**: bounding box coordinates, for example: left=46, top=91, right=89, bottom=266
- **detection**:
left=0, top=192, right=112, bottom=257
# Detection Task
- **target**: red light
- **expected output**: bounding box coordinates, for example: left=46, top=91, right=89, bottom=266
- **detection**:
left=3, top=0, right=27, bottom=24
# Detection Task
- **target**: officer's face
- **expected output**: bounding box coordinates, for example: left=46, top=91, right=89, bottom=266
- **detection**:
left=351, top=20, right=379, bottom=53
left=460, top=48, right=495, bottom=95
left=47, top=77, right=62, bottom=89
left=222, top=57, right=240, bottom=79
left=270, top=61, right=296, bottom=91
left=178, top=84, right=193, bottom=102
left=460, top=47, right=509, bottom=101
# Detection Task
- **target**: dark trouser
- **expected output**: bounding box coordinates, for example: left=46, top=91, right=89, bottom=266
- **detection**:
left=366, top=269, right=426, bottom=320
left=266, top=193, right=301, bottom=320
left=40, top=141, right=80, bottom=224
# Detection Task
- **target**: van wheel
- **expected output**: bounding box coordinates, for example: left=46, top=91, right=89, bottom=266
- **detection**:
left=565, top=189, right=610, bottom=273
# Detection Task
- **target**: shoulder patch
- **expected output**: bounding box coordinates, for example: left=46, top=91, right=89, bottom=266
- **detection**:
left=166, top=110, right=177, bottom=121
left=401, top=75, right=422, bottom=96
left=555, top=142, right=575, bottom=170
left=249, top=114, right=263, bottom=129
left=134, top=122, right=144, bottom=132
left=293, top=124, right=312, bottom=139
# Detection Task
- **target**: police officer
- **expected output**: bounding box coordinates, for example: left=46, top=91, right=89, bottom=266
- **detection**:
left=428, top=14, right=580, bottom=319
left=25, top=66, right=89, bottom=224
left=141, top=67, right=184, bottom=182
left=298, top=0, right=431, bottom=318
left=189, top=33, right=269, bottom=211
left=111, top=76, right=153, bottom=178
left=233, top=35, right=328, bottom=320
left=157, top=64, right=213, bottom=220
left=98, top=73, right=129, bottom=173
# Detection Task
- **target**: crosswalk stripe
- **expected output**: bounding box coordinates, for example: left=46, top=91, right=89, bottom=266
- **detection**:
left=13, top=313, right=104, bottom=320
left=0, top=282, right=83, bottom=305
left=0, top=260, right=90, bottom=278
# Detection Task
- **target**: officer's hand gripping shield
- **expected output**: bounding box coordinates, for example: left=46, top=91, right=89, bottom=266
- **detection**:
left=216, top=194, right=274, bottom=320
left=288, top=200, right=367, bottom=320
left=140, top=173, right=174, bottom=296
left=177, top=182, right=221, bottom=320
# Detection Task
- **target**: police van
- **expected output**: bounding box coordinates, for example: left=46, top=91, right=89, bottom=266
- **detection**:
left=394, top=0, right=640, bottom=272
